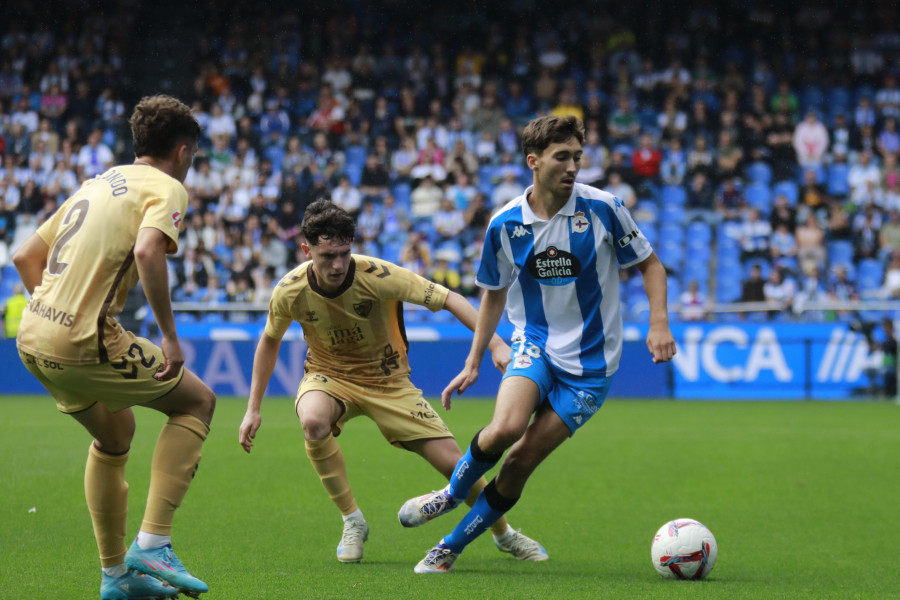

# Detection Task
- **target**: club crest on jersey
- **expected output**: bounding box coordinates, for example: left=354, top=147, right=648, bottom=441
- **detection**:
left=527, top=246, right=581, bottom=286
left=571, top=211, right=589, bottom=234
left=353, top=300, right=373, bottom=318
left=171, top=210, right=182, bottom=230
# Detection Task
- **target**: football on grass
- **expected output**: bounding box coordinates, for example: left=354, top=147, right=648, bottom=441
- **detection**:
left=650, top=518, right=717, bottom=580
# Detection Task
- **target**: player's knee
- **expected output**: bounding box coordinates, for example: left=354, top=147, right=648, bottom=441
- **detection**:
left=482, top=422, right=525, bottom=452
left=199, top=386, right=216, bottom=423
left=94, top=425, right=135, bottom=456
left=299, top=415, right=331, bottom=441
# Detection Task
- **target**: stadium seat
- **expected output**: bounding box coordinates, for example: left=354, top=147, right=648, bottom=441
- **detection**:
left=640, top=222, right=658, bottom=245
left=828, top=86, right=852, bottom=113
left=686, top=221, right=712, bottom=244
left=633, top=200, right=659, bottom=224
left=660, top=204, right=684, bottom=225
left=345, top=145, right=368, bottom=170
left=743, top=257, right=771, bottom=279
left=661, top=185, right=687, bottom=206
left=745, top=182, right=773, bottom=214
left=827, top=240, right=854, bottom=266
left=716, top=276, right=743, bottom=303
left=773, top=181, right=799, bottom=206
left=800, top=85, right=825, bottom=113
left=746, top=161, right=773, bottom=185
left=392, top=182, right=412, bottom=209
left=659, top=223, right=685, bottom=244
left=656, top=240, right=684, bottom=269
left=827, top=163, right=850, bottom=197
left=683, top=261, right=711, bottom=284
left=858, top=258, right=885, bottom=292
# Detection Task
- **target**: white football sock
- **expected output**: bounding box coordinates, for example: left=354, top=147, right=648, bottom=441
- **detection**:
left=136, top=530, right=171, bottom=550
left=342, top=508, right=365, bottom=522
left=102, top=563, right=128, bottom=578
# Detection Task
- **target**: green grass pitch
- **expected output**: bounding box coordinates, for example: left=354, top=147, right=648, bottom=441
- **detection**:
left=2, top=395, right=899, bottom=599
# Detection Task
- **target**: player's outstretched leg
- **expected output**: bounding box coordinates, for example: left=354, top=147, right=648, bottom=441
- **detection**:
left=336, top=516, right=369, bottom=563
left=125, top=540, right=208, bottom=598
left=100, top=569, right=178, bottom=600
left=398, top=484, right=460, bottom=527
left=493, top=525, right=549, bottom=561
left=414, top=539, right=458, bottom=574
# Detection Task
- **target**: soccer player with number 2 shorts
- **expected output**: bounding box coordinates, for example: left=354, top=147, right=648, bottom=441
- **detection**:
left=13, top=95, right=214, bottom=599
left=239, top=199, right=547, bottom=565
left=400, top=115, right=677, bottom=573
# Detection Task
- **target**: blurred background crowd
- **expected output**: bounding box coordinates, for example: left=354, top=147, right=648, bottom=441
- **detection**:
left=2, top=0, right=900, bottom=328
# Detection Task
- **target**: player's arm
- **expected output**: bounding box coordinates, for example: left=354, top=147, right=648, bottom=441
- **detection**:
left=239, top=332, right=282, bottom=453
left=134, top=226, right=182, bottom=381
left=442, top=290, right=511, bottom=373
left=441, top=286, right=508, bottom=409
left=635, top=252, right=676, bottom=363
left=12, top=233, right=49, bottom=295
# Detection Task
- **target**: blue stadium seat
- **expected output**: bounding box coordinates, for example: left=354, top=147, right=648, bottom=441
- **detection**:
left=827, top=240, right=854, bottom=266
left=800, top=85, right=825, bottom=113
left=392, top=182, right=412, bottom=209
left=745, top=182, right=773, bottom=214
left=345, top=164, right=363, bottom=186
left=683, top=261, right=711, bottom=284
left=633, top=200, right=659, bottom=224
left=640, top=222, right=658, bottom=245
left=686, top=221, right=712, bottom=244
left=746, top=161, right=772, bottom=185
left=656, top=240, right=684, bottom=269
left=828, top=86, right=852, bottom=113
left=827, top=163, right=850, bottom=197
left=773, top=181, right=798, bottom=206
left=743, top=258, right=771, bottom=279
left=381, top=241, right=403, bottom=265
left=716, top=276, right=743, bottom=303
left=858, top=258, right=884, bottom=292
left=660, top=204, right=684, bottom=225
left=345, top=145, right=368, bottom=170
left=661, top=185, right=687, bottom=206
left=659, top=223, right=685, bottom=244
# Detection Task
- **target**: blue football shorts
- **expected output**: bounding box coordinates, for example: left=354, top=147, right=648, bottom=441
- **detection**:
left=501, top=337, right=612, bottom=435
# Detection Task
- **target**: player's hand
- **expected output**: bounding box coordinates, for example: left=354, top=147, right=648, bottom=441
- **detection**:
left=239, top=410, right=261, bottom=453
left=646, top=325, right=676, bottom=364
left=441, top=365, right=480, bottom=410
left=155, top=335, right=185, bottom=380
left=488, top=341, right=512, bottom=373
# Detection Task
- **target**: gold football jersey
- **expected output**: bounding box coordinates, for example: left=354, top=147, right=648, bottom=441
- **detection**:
left=17, top=165, right=187, bottom=364
left=266, top=255, right=450, bottom=384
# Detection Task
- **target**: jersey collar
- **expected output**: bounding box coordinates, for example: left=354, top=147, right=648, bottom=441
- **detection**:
left=520, top=185, right=577, bottom=224
left=308, top=257, right=356, bottom=298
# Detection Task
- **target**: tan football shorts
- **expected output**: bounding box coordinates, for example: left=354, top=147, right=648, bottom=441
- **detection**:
left=295, top=372, right=452, bottom=445
left=18, top=337, right=183, bottom=414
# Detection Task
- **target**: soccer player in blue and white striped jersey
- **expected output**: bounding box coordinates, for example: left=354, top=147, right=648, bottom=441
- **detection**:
left=399, top=115, right=676, bottom=573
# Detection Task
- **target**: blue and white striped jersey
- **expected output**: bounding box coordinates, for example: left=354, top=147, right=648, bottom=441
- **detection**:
left=478, top=182, right=653, bottom=377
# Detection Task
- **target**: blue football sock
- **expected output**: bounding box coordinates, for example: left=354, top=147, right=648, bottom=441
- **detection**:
left=447, top=430, right=502, bottom=500
left=444, top=479, right=518, bottom=554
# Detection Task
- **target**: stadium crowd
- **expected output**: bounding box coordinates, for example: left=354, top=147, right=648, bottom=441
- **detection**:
left=2, top=0, right=900, bottom=326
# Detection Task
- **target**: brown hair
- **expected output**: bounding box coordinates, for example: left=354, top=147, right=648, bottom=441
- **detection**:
left=130, top=95, right=201, bottom=159
left=521, top=115, right=585, bottom=157
left=301, top=199, right=356, bottom=245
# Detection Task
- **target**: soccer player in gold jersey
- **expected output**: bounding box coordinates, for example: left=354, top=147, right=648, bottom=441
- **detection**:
left=239, top=199, right=548, bottom=564
left=13, top=95, right=214, bottom=600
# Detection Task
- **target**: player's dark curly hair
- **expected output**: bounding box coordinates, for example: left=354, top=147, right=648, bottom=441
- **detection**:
left=130, top=95, right=201, bottom=159
left=301, top=199, right=356, bottom=245
left=521, top=115, right=585, bottom=157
